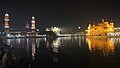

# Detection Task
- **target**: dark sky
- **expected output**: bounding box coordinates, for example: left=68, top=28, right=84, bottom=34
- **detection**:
left=0, top=0, right=120, bottom=32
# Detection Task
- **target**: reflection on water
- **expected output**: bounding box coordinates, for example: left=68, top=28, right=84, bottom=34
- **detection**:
left=46, top=37, right=61, bottom=53
left=3, top=37, right=120, bottom=68
left=86, top=38, right=115, bottom=56
left=86, top=37, right=120, bottom=68
left=31, top=38, right=36, bottom=60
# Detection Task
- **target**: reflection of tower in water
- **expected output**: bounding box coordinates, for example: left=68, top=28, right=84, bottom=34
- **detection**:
left=86, top=38, right=115, bottom=56
left=31, top=38, right=36, bottom=60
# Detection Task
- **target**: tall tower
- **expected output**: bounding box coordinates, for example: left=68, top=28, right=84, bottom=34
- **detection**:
left=31, top=16, right=36, bottom=32
left=4, top=13, right=9, bottom=33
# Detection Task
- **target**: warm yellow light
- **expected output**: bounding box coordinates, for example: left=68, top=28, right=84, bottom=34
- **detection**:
left=86, top=37, right=115, bottom=56
left=32, top=24, right=35, bottom=27
left=5, top=22, right=9, bottom=26
left=86, top=19, right=114, bottom=36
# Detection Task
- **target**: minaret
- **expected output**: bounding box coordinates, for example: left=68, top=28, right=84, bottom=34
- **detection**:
left=4, top=13, right=9, bottom=33
left=31, top=16, right=36, bottom=32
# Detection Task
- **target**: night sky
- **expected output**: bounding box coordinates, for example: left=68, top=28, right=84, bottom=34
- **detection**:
left=0, top=0, right=120, bottom=32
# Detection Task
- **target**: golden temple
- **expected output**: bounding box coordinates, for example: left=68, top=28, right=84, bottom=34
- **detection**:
left=86, top=19, right=114, bottom=36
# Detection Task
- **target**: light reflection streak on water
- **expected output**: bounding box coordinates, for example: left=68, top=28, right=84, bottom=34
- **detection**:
left=86, top=37, right=116, bottom=56
left=110, top=38, right=120, bottom=44
left=17, top=39, right=21, bottom=45
left=5, top=37, right=86, bottom=62
left=4, top=37, right=120, bottom=68
left=6, top=39, right=22, bottom=46
left=46, top=37, right=61, bottom=53
left=52, top=37, right=61, bottom=53
left=31, top=38, right=36, bottom=60
left=6, top=39, right=11, bottom=45
left=51, top=37, right=61, bottom=62
left=26, top=38, right=30, bottom=52
left=36, top=38, right=40, bottom=48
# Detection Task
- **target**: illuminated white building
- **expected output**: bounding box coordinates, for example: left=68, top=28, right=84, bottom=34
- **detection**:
left=46, top=27, right=61, bottom=35
left=108, top=27, right=120, bottom=36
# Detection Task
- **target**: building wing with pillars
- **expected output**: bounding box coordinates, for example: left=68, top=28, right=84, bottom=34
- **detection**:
left=86, top=19, right=114, bottom=36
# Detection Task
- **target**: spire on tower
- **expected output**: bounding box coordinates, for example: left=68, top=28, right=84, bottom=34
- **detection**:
left=5, top=13, right=9, bottom=16
left=25, top=22, right=29, bottom=28
left=32, top=16, right=35, bottom=19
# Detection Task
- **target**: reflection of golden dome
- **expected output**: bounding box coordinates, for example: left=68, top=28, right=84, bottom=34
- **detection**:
left=86, top=37, right=115, bottom=56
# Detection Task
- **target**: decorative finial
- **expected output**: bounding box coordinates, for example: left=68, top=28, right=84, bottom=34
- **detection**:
left=5, top=13, right=9, bottom=16
left=32, top=16, right=35, bottom=19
